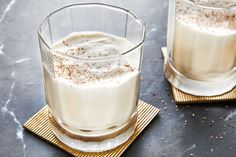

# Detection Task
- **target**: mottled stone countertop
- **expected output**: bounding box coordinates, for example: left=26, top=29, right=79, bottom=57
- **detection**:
left=0, top=0, right=235, bottom=157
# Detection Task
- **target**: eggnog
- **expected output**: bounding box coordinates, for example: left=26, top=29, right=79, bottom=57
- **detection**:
left=165, top=0, right=236, bottom=96
left=173, top=0, right=236, bottom=80
left=43, top=32, right=141, bottom=151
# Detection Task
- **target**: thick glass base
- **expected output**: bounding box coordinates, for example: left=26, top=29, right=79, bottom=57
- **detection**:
left=164, top=60, right=236, bottom=96
left=48, top=112, right=137, bottom=152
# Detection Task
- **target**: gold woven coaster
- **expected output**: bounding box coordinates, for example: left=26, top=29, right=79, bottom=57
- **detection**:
left=23, top=100, right=159, bottom=157
left=171, top=86, right=236, bottom=104
left=161, top=47, right=236, bottom=104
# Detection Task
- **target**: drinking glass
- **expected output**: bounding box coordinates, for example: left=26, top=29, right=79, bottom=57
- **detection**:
left=38, top=3, right=145, bottom=152
left=166, top=0, right=236, bottom=96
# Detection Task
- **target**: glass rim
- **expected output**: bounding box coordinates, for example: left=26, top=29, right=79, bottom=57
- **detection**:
left=183, top=0, right=236, bottom=10
left=38, top=3, right=146, bottom=61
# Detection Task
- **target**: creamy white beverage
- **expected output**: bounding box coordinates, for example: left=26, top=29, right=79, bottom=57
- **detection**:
left=43, top=32, right=140, bottom=144
left=173, top=0, right=236, bottom=80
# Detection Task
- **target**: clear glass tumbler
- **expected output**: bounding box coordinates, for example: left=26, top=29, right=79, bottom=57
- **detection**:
left=38, top=3, right=145, bottom=152
left=166, top=0, right=236, bottom=96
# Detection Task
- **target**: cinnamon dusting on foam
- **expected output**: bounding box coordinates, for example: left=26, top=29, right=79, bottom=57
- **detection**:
left=176, top=0, right=236, bottom=32
left=51, top=32, right=136, bottom=85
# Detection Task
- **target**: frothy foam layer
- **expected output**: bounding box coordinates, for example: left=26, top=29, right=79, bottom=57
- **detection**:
left=193, top=0, right=236, bottom=7
left=176, top=0, right=236, bottom=33
left=51, top=32, right=138, bottom=85
left=53, top=32, right=133, bottom=59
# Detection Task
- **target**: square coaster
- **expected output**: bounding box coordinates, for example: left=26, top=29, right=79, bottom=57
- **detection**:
left=23, top=100, right=159, bottom=157
left=161, top=47, right=236, bottom=104
left=171, top=86, right=236, bottom=104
